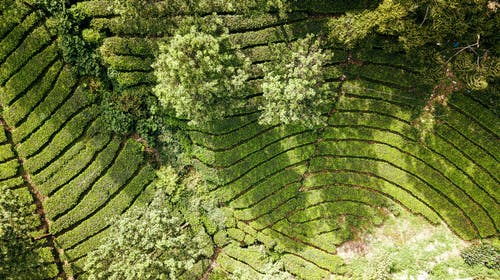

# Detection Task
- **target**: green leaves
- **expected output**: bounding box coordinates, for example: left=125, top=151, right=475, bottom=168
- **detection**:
left=0, top=186, right=47, bottom=279
left=153, top=21, right=250, bottom=125
left=83, top=175, right=213, bottom=280
left=259, top=34, right=333, bottom=128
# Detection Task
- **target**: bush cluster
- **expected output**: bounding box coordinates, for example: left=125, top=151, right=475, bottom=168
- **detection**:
left=461, top=243, right=500, bottom=270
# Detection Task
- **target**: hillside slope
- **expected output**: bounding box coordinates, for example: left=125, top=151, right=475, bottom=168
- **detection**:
left=0, top=0, right=498, bottom=279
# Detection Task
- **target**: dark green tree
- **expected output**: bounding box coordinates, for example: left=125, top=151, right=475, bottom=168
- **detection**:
left=259, top=34, right=333, bottom=127
left=328, top=0, right=499, bottom=91
left=152, top=18, right=251, bottom=125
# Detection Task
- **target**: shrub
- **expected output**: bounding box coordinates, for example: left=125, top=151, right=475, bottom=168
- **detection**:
left=83, top=167, right=215, bottom=279
left=0, top=186, right=49, bottom=279
left=259, top=34, right=333, bottom=128
left=461, top=243, right=500, bottom=269
left=152, top=17, right=251, bottom=125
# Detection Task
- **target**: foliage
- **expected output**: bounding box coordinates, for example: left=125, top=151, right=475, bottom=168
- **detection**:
left=112, top=0, right=288, bottom=17
left=328, top=0, right=499, bottom=92
left=152, top=18, right=250, bottom=125
left=0, top=186, right=45, bottom=279
left=230, top=261, right=293, bottom=280
left=259, top=34, right=333, bottom=127
left=83, top=168, right=214, bottom=279
left=461, top=243, right=500, bottom=269
left=344, top=209, right=500, bottom=280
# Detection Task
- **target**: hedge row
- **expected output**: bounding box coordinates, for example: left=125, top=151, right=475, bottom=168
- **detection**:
left=0, top=158, right=18, bottom=179
left=336, top=95, right=417, bottom=124
left=233, top=182, right=301, bottom=221
left=190, top=112, right=258, bottom=135
left=229, top=18, right=325, bottom=49
left=1, top=42, right=58, bottom=106
left=432, top=127, right=499, bottom=201
left=281, top=253, right=331, bottom=280
left=11, top=67, right=77, bottom=144
left=276, top=217, right=339, bottom=239
left=261, top=228, right=345, bottom=272
left=2, top=60, right=63, bottom=127
left=0, top=143, right=13, bottom=162
left=321, top=126, right=498, bottom=227
left=272, top=207, right=362, bottom=255
left=49, top=139, right=144, bottom=234
left=439, top=108, right=499, bottom=164
left=0, top=0, right=31, bottom=39
left=328, top=95, right=498, bottom=219
left=100, top=37, right=156, bottom=57
left=105, top=17, right=177, bottom=36
left=74, top=1, right=117, bottom=18
left=202, top=143, right=314, bottom=188
left=449, top=92, right=500, bottom=137
left=0, top=25, right=52, bottom=86
left=334, top=93, right=498, bottom=202
left=222, top=243, right=270, bottom=273
left=65, top=182, right=156, bottom=261
left=111, top=71, right=155, bottom=89
left=0, top=176, right=23, bottom=189
left=228, top=167, right=303, bottom=209
left=216, top=252, right=260, bottom=278
left=356, top=64, right=420, bottom=88
left=190, top=120, right=272, bottom=150
left=0, top=127, right=6, bottom=143
left=42, top=138, right=121, bottom=217
left=293, top=0, right=373, bottom=13
left=31, top=128, right=101, bottom=186
left=0, top=11, right=40, bottom=63
left=319, top=140, right=496, bottom=237
left=103, top=55, right=154, bottom=72
left=57, top=165, right=155, bottom=249
left=24, top=106, right=99, bottom=174
left=193, top=129, right=315, bottom=167
left=310, top=155, right=478, bottom=239
left=272, top=202, right=375, bottom=252
left=17, top=86, right=95, bottom=158
left=35, top=133, right=112, bottom=196
left=247, top=195, right=301, bottom=230
left=224, top=13, right=307, bottom=33
left=342, top=79, right=425, bottom=107
left=303, top=171, right=440, bottom=223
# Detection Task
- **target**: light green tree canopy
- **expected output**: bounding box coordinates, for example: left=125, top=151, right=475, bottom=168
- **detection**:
left=83, top=167, right=215, bottom=279
left=0, top=186, right=47, bottom=279
left=259, top=34, right=333, bottom=128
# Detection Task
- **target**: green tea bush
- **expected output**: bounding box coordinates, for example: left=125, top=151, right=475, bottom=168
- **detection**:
left=461, top=243, right=500, bottom=269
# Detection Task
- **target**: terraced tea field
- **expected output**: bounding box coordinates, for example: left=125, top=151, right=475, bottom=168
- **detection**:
left=0, top=0, right=498, bottom=279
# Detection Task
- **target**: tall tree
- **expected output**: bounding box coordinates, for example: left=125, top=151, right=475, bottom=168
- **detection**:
left=259, top=34, right=333, bottom=128
left=152, top=18, right=250, bottom=125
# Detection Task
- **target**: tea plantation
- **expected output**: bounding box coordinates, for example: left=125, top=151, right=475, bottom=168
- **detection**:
left=0, top=0, right=498, bottom=279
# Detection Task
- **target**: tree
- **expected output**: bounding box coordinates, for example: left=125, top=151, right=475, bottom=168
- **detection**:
left=231, top=261, right=293, bottom=280
left=0, top=186, right=46, bottom=279
left=83, top=167, right=214, bottom=279
left=152, top=18, right=250, bottom=125
left=258, top=34, right=333, bottom=128
left=328, top=0, right=499, bottom=91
